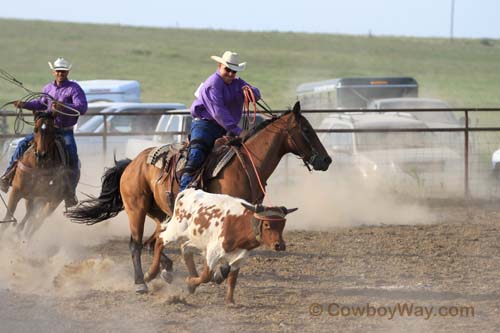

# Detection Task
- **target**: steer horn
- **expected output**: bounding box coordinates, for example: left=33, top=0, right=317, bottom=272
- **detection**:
left=241, top=202, right=256, bottom=212
left=241, top=202, right=265, bottom=213
left=280, top=207, right=298, bottom=215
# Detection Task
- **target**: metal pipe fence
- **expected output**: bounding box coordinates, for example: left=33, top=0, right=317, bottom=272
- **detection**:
left=1, top=108, right=500, bottom=199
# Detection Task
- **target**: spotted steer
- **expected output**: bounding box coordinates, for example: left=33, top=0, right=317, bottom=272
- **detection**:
left=159, top=188, right=297, bottom=304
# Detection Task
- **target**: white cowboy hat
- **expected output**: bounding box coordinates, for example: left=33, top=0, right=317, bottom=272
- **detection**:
left=211, top=51, right=246, bottom=72
left=48, top=58, right=72, bottom=71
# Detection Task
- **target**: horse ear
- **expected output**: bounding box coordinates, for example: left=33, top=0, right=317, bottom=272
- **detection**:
left=281, top=206, right=298, bottom=215
left=292, top=101, right=301, bottom=115
left=241, top=202, right=256, bottom=212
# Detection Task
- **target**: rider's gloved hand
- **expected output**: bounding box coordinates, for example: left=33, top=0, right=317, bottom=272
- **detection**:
left=225, top=134, right=242, bottom=146
left=52, top=101, right=65, bottom=111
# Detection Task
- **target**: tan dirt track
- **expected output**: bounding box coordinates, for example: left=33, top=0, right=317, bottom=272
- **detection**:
left=0, top=198, right=499, bottom=332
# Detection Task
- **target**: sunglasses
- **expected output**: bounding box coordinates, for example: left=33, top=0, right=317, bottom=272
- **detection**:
left=224, top=67, right=237, bottom=74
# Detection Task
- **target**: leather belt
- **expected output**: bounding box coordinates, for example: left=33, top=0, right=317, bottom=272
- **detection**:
left=55, top=125, right=74, bottom=131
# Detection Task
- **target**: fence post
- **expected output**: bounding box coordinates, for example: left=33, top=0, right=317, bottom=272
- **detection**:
left=464, top=110, right=469, bottom=198
left=102, top=114, right=108, bottom=155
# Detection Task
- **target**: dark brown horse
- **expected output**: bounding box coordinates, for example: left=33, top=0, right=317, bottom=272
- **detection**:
left=2, top=112, right=70, bottom=237
left=68, top=102, right=331, bottom=293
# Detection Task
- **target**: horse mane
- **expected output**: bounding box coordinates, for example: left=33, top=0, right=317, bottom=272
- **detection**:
left=242, top=110, right=293, bottom=142
left=34, top=111, right=53, bottom=121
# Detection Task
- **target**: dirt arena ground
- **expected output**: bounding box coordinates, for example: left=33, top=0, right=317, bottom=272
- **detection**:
left=0, top=168, right=499, bottom=332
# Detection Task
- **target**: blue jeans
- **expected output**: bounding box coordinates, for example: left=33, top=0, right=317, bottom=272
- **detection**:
left=179, top=119, right=226, bottom=191
left=6, top=129, right=80, bottom=194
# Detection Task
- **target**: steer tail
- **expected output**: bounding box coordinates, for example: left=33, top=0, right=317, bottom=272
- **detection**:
left=66, top=158, right=132, bottom=225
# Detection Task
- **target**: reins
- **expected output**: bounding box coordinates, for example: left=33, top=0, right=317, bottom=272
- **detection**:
left=238, top=86, right=278, bottom=204
left=240, top=142, right=269, bottom=203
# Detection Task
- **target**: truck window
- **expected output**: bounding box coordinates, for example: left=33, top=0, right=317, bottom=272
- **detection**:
left=108, top=108, right=162, bottom=133
left=166, top=116, right=180, bottom=131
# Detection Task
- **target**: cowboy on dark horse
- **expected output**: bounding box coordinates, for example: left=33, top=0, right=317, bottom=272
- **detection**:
left=0, top=57, right=88, bottom=208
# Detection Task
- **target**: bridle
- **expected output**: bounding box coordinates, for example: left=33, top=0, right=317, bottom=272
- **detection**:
left=286, top=113, right=321, bottom=171
left=33, top=116, right=54, bottom=163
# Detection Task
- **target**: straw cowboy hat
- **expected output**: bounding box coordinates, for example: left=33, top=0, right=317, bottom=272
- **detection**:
left=48, top=58, right=72, bottom=71
left=211, top=51, right=246, bottom=72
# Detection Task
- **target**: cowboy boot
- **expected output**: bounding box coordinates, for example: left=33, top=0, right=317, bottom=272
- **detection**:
left=0, top=176, right=9, bottom=193
left=0, top=163, right=18, bottom=193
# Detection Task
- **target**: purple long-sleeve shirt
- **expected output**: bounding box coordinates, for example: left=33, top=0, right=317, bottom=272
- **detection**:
left=23, top=80, right=88, bottom=128
left=190, top=71, right=260, bottom=135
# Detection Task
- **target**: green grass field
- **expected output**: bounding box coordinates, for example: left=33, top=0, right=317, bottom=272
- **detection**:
left=1, top=18, right=500, bottom=112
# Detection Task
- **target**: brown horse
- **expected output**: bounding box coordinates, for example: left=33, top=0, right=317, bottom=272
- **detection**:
left=2, top=112, right=70, bottom=237
left=68, top=101, right=331, bottom=293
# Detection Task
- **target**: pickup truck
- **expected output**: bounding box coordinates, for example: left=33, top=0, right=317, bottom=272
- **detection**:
left=125, top=110, right=192, bottom=158
left=318, top=112, right=462, bottom=194
left=367, top=97, right=466, bottom=155
left=5, top=102, right=187, bottom=161
left=366, top=97, right=459, bottom=127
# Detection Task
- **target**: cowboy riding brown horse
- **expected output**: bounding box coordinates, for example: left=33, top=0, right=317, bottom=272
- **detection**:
left=67, top=101, right=332, bottom=293
left=2, top=112, right=72, bottom=237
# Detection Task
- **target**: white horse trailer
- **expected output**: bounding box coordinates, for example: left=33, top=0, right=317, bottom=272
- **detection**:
left=78, top=80, right=141, bottom=103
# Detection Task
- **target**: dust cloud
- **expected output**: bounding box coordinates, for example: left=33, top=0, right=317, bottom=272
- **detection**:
left=0, top=152, right=435, bottom=296
left=0, top=207, right=137, bottom=296
left=0, top=153, right=148, bottom=296
left=267, top=162, right=436, bottom=230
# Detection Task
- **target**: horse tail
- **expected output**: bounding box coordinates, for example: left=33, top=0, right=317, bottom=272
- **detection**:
left=67, top=158, right=132, bottom=225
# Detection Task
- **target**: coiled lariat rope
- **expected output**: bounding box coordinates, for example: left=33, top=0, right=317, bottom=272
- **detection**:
left=242, top=85, right=275, bottom=131
left=0, top=69, right=81, bottom=120
left=242, top=85, right=258, bottom=131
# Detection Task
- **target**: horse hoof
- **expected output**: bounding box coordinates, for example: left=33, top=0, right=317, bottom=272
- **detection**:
left=220, top=263, right=230, bottom=279
left=187, top=284, right=196, bottom=294
left=225, top=299, right=236, bottom=306
left=185, top=279, right=196, bottom=294
left=212, top=271, right=225, bottom=285
left=135, top=283, right=148, bottom=294
left=144, top=272, right=152, bottom=283
left=160, top=269, right=173, bottom=284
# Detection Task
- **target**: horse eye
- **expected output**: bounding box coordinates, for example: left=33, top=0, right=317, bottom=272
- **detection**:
left=33, top=128, right=38, bottom=133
